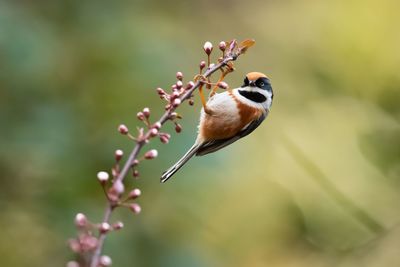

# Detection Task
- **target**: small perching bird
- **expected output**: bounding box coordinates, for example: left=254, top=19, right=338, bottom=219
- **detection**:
left=161, top=72, right=274, bottom=182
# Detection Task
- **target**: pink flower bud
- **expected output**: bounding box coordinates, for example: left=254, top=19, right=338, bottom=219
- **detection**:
left=112, top=180, right=125, bottom=195
left=172, top=98, right=181, bottom=107
left=99, top=222, right=111, bottom=233
left=129, top=188, right=141, bottom=199
left=107, top=191, right=119, bottom=202
left=80, top=235, right=98, bottom=252
left=176, top=71, right=183, bottom=80
left=142, top=107, right=150, bottom=118
left=229, top=39, right=237, bottom=52
left=131, top=159, right=139, bottom=166
left=153, top=122, right=162, bottom=130
left=99, top=255, right=112, bottom=266
left=129, top=203, right=141, bottom=214
left=68, top=239, right=81, bottom=253
left=133, top=169, right=140, bottom=177
left=219, top=41, right=226, bottom=51
left=159, top=134, right=170, bottom=144
left=171, top=91, right=180, bottom=99
left=189, top=99, right=194, bottom=106
left=112, top=221, right=124, bottom=230
left=171, top=84, right=177, bottom=90
left=114, top=149, right=123, bottom=161
left=176, top=80, right=183, bottom=89
left=169, top=112, right=178, bottom=119
left=144, top=149, right=158, bottom=159
left=75, top=213, right=88, bottom=228
left=136, top=112, right=145, bottom=121
left=149, top=128, right=159, bottom=137
left=217, top=81, right=228, bottom=89
left=186, top=81, right=194, bottom=90
left=175, top=123, right=182, bottom=133
left=199, top=61, right=206, bottom=70
left=203, top=41, right=213, bottom=55
left=97, top=171, right=109, bottom=183
left=156, top=87, right=165, bottom=95
left=118, top=124, right=129, bottom=135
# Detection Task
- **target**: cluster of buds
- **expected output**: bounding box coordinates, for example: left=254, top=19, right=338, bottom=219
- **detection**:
left=68, top=38, right=256, bottom=267
left=104, top=37, right=256, bottom=212
left=116, top=106, right=172, bottom=178
left=119, top=106, right=176, bottom=145
left=156, top=71, right=196, bottom=113
left=67, top=212, right=124, bottom=266
left=68, top=168, right=143, bottom=264
left=96, top=168, right=142, bottom=214
left=120, top=188, right=143, bottom=214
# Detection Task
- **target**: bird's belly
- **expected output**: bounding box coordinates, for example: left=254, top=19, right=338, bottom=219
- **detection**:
left=200, top=112, right=242, bottom=140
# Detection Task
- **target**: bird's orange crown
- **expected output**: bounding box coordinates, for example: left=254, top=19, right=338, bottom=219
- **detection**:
left=246, top=72, right=268, bottom=81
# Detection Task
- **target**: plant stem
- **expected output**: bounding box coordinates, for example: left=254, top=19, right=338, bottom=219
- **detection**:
left=89, top=54, right=238, bottom=267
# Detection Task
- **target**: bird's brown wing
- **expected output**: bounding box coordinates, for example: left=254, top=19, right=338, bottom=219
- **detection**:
left=195, top=113, right=267, bottom=156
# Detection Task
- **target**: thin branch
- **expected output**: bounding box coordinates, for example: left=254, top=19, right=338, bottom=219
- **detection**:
left=89, top=53, right=240, bottom=267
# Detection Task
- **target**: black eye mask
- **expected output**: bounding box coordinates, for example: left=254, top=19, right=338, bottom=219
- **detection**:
left=242, top=77, right=249, bottom=87
left=255, top=77, right=272, bottom=91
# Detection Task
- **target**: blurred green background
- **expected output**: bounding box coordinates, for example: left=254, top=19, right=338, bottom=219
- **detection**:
left=1, top=0, right=400, bottom=266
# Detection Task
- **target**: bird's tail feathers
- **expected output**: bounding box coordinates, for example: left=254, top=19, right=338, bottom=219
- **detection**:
left=160, top=143, right=200, bottom=183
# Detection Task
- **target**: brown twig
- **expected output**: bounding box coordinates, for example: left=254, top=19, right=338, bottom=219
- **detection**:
left=67, top=39, right=255, bottom=267
left=90, top=51, right=244, bottom=267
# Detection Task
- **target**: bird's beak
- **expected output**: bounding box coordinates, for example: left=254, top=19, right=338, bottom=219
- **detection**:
left=249, top=81, right=256, bottom=87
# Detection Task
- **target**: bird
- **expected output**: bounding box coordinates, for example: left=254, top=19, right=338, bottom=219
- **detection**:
left=161, top=72, right=274, bottom=183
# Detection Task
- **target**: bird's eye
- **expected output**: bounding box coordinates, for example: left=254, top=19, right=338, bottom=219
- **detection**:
left=259, top=81, right=264, bottom=87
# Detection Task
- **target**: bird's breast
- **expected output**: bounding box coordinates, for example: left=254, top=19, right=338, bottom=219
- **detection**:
left=197, top=91, right=263, bottom=142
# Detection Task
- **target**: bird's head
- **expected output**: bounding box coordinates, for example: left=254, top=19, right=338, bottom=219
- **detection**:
left=242, top=72, right=273, bottom=100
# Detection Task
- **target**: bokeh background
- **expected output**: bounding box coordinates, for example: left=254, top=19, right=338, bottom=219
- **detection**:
left=1, top=0, right=400, bottom=266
